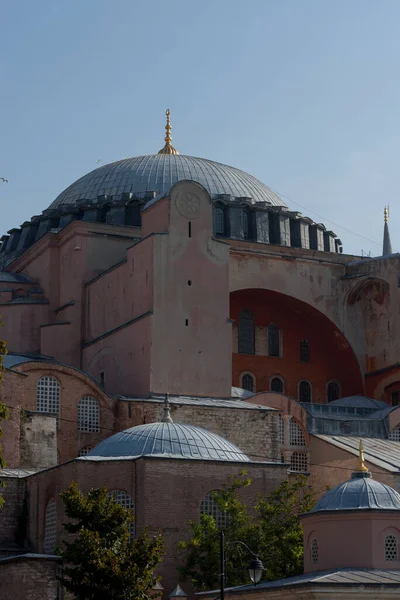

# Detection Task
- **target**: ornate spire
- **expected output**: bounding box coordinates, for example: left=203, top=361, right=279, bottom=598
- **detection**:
left=158, top=109, right=179, bottom=155
left=383, top=206, right=393, bottom=255
left=161, top=394, right=173, bottom=423
left=358, top=439, right=369, bottom=473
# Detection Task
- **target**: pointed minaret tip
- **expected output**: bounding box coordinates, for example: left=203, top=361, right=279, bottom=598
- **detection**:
left=358, top=439, right=369, bottom=473
left=383, top=206, right=393, bottom=256
left=158, top=109, right=179, bottom=155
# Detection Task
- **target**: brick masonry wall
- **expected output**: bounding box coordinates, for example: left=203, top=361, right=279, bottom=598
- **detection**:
left=0, top=556, right=60, bottom=600
left=0, top=477, right=27, bottom=550
left=26, top=456, right=287, bottom=596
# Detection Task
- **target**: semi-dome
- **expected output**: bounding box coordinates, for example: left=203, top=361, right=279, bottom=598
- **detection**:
left=313, top=471, right=400, bottom=512
left=87, top=421, right=250, bottom=462
left=50, top=154, right=287, bottom=209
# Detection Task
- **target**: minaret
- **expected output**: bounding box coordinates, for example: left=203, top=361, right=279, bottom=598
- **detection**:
left=158, top=109, right=179, bottom=155
left=382, top=206, right=392, bottom=255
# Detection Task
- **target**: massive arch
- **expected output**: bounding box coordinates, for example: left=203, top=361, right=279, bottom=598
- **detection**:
left=231, top=288, right=363, bottom=402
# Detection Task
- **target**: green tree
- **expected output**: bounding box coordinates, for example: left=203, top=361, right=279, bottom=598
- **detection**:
left=58, top=482, right=164, bottom=600
left=0, top=317, right=9, bottom=509
left=179, top=473, right=315, bottom=590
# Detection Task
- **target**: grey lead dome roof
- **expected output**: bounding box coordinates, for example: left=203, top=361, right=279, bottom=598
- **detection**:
left=87, top=421, right=250, bottom=462
left=312, top=472, right=400, bottom=512
left=50, top=154, right=287, bottom=209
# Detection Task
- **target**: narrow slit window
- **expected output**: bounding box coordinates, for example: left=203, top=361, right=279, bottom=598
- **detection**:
left=300, top=340, right=310, bottom=362
left=188, top=222, right=192, bottom=238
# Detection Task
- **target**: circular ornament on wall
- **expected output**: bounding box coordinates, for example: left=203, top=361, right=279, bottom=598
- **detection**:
left=175, top=191, right=201, bottom=219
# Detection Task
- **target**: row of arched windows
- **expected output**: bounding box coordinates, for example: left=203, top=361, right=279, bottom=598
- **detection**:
left=36, top=376, right=100, bottom=432
left=43, top=490, right=135, bottom=552
left=240, top=372, right=340, bottom=403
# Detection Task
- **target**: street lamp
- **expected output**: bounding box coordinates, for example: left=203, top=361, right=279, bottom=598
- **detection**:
left=219, top=530, right=265, bottom=600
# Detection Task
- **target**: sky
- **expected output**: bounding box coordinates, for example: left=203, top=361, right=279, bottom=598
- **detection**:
left=1, top=0, right=400, bottom=256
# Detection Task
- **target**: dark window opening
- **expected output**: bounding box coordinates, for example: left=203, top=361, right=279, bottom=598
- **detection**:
left=268, top=323, right=280, bottom=357
left=185, top=319, right=189, bottom=326
left=392, top=391, right=400, bottom=407
left=214, top=207, right=225, bottom=236
left=327, top=381, right=340, bottom=402
left=188, top=280, right=192, bottom=286
left=299, top=380, right=312, bottom=403
left=300, top=340, right=310, bottom=362
left=242, top=374, right=254, bottom=392
left=188, top=222, right=192, bottom=238
left=238, top=309, right=255, bottom=355
left=270, top=377, right=284, bottom=393
left=99, top=371, right=105, bottom=387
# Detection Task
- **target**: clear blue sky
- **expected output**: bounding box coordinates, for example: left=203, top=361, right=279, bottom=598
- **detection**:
left=2, top=0, right=400, bottom=255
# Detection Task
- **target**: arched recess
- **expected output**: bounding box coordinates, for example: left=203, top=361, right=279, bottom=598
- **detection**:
left=231, top=288, right=363, bottom=402
left=346, top=277, right=390, bottom=374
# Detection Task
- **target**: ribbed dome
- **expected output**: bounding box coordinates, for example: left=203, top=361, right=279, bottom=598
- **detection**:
left=50, top=154, right=286, bottom=209
left=313, top=472, right=400, bottom=512
left=87, top=422, right=250, bottom=462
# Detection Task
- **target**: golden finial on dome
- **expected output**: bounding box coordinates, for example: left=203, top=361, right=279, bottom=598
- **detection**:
left=384, top=206, right=389, bottom=223
left=358, top=439, right=369, bottom=472
left=158, top=109, right=179, bottom=155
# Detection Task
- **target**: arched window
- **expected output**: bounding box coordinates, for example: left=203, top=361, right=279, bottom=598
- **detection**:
left=299, top=380, right=312, bottom=403
left=36, top=376, right=60, bottom=418
left=270, top=376, right=284, bottom=393
left=238, top=309, right=255, bottom=355
left=327, top=381, right=340, bottom=403
left=278, top=414, right=285, bottom=445
left=290, top=452, right=308, bottom=472
left=108, top=490, right=135, bottom=537
left=78, top=396, right=100, bottom=433
left=214, top=207, right=225, bottom=235
left=78, top=445, right=93, bottom=457
left=289, top=419, right=306, bottom=446
left=389, top=425, right=400, bottom=442
left=241, top=373, right=255, bottom=392
left=268, top=323, right=280, bottom=357
left=300, top=340, right=310, bottom=362
left=311, top=538, right=319, bottom=563
left=200, top=491, right=228, bottom=529
left=43, top=499, right=57, bottom=554
left=385, top=535, right=398, bottom=561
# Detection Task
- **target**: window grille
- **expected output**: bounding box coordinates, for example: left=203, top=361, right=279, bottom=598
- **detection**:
left=44, top=499, right=57, bottom=554
left=36, top=376, right=60, bottom=418
left=238, top=309, right=255, bottom=355
left=389, top=426, right=400, bottom=442
left=289, top=419, right=306, bottom=446
left=299, top=380, right=312, bottom=403
left=300, top=340, right=310, bottom=362
left=78, top=396, right=100, bottom=433
left=290, top=452, right=308, bottom=472
left=278, top=414, right=285, bottom=445
left=214, top=207, right=225, bottom=235
left=311, top=538, right=319, bottom=563
left=327, top=381, right=340, bottom=403
left=385, top=535, right=398, bottom=561
left=268, top=323, right=280, bottom=357
left=108, top=490, right=135, bottom=537
left=241, top=374, right=254, bottom=392
left=270, top=376, right=284, bottom=393
left=200, top=492, right=228, bottom=529
left=79, top=445, right=93, bottom=456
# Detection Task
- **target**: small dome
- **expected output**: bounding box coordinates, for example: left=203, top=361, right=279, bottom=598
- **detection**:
left=313, top=472, right=400, bottom=512
left=50, top=154, right=286, bottom=209
left=88, top=422, right=250, bottom=462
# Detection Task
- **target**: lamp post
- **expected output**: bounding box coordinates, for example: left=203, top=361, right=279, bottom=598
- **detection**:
left=219, top=530, right=265, bottom=600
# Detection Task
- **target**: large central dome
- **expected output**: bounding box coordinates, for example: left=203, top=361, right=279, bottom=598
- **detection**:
left=50, top=154, right=287, bottom=209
